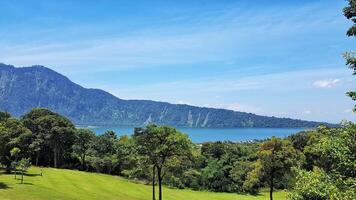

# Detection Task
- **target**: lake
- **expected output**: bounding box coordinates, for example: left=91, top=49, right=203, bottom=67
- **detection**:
left=87, top=126, right=306, bottom=143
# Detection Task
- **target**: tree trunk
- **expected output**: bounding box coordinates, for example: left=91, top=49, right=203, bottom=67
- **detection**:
left=82, top=155, right=86, bottom=170
left=36, top=151, right=39, bottom=166
left=14, top=170, right=17, bottom=179
left=157, top=166, right=162, bottom=200
left=54, top=149, right=57, bottom=168
left=21, top=170, right=24, bottom=184
left=152, top=166, right=156, bottom=200
left=270, top=171, right=274, bottom=200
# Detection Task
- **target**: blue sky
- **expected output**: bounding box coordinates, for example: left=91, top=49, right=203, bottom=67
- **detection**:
left=0, top=0, right=355, bottom=123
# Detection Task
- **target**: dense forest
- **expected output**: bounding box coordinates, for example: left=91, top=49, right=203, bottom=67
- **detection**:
left=0, top=108, right=355, bottom=200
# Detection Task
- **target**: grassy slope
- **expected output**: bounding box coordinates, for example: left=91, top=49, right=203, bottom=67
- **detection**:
left=0, top=167, right=287, bottom=200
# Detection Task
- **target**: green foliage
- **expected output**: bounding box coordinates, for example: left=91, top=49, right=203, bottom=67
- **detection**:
left=289, top=123, right=356, bottom=200
left=288, top=168, right=340, bottom=200
left=0, top=111, right=11, bottom=122
left=201, top=159, right=227, bottom=191
left=343, top=0, right=356, bottom=37
left=344, top=52, right=356, bottom=112
left=72, top=129, right=95, bottom=170
left=343, top=1, right=356, bottom=112
left=0, top=114, right=31, bottom=172
left=289, top=168, right=356, bottom=200
left=288, top=131, right=310, bottom=152
left=17, top=158, right=31, bottom=184
left=1, top=107, right=355, bottom=199
left=194, top=141, right=260, bottom=193
left=134, top=124, right=193, bottom=200
left=10, top=147, right=21, bottom=158
left=243, top=161, right=263, bottom=194
left=86, top=131, right=120, bottom=174
left=303, top=124, right=355, bottom=178
left=249, top=137, right=301, bottom=200
left=21, top=108, right=75, bottom=168
left=230, top=161, right=254, bottom=192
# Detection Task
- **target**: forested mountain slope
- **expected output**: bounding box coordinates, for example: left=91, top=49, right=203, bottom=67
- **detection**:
left=0, top=63, right=328, bottom=128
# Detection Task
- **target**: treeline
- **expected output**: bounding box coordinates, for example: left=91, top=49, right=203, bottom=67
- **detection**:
left=0, top=108, right=355, bottom=200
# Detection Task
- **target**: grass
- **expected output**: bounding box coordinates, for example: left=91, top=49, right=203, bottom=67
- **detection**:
left=0, top=167, right=287, bottom=200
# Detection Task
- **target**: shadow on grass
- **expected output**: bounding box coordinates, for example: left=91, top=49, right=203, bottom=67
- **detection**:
left=24, top=173, right=41, bottom=177
left=11, top=171, right=41, bottom=178
left=0, top=182, right=10, bottom=189
left=236, top=193, right=263, bottom=197
left=16, top=182, right=33, bottom=185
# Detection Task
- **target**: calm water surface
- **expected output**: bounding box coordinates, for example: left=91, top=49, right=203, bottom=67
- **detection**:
left=87, top=126, right=306, bottom=143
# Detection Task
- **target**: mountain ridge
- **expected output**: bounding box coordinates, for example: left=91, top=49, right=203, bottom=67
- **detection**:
left=0, top=63, right=330, bottom=128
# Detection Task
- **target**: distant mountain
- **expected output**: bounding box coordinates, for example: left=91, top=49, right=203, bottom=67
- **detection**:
left=0, top=63, right=329, bottom=128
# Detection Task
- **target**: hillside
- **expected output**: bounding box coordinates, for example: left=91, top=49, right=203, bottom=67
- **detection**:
left=0, top=63, right=327, bottom=128
left=0, top=167, right=287, bottom=200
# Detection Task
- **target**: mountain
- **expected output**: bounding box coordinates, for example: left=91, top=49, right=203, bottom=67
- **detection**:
left=0, top=63, right=329, bottom=128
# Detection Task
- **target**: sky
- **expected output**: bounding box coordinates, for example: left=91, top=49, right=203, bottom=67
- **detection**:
left=0, top=0, right=355, bottom=123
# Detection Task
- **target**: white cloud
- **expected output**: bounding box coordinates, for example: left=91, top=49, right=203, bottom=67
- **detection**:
left=99, top=68, right=352, bottom=102
left=344, top=109, right=353, bottom=113
left=303, top=110, right=312, bottom=115
left=313, top=79, right=341, bottom=88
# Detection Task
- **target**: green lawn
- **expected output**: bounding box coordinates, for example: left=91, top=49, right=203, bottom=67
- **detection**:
left=0, top=167, right=287, bottom=200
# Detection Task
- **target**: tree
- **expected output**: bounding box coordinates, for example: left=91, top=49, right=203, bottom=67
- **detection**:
left=29, top=136, right=44, bottom=166
left=22, top=108, right=75, bottom=168
left=289, top=123, right=356, bottom=200
left=254, top=137, right=300, bottom=200
left=18, top=158, right=31, bottom=184
left=10, top=147, right=21, bottom=179
left=243, top=161, right=263, bottom=194
left=343, top=0, right=356, bottom=112
left=115, top=135, right=139, bottom=176
left=134, top=125, right=192, bottom=200
left=289, top=167, right=340, bottom=200
left=45, top=123, right=75, bottom=168
left=288, top=131, right=310, bottom=152
left=0, top=111, right=11, bottom=122
left=0, top=117, right=32, bottom=172
left=230, top=161, right=254, bottom=192
left=304, top=124, right=355, bottom=178
left=73, top=129, right=95, bottom=170
left=344, top=0, right=356, bottom=37
left=88, top=130, right=119, bottom=174
left=201, top=142, right=226, bottom=159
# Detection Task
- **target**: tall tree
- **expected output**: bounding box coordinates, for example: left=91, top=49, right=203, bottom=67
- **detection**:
left=18, top=158, right=31, bottom=184
left=253, top=137, right=300, bottom=200
left=48, top=126, right=75, bottom=168
left=22, top=108, right=75, bottom=168
left=134, top=126, right=160, bottom=200
left=343, top=0, right=356, bottom=112
left=0, top=116, right=32, bottom=172
left=10, top=147, right=21, bottom=179
left=73, top=129, right=95, bottom=170
left=134, top=125, right=192, bottom=200
left=88, top=130, right=119, bottom=174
